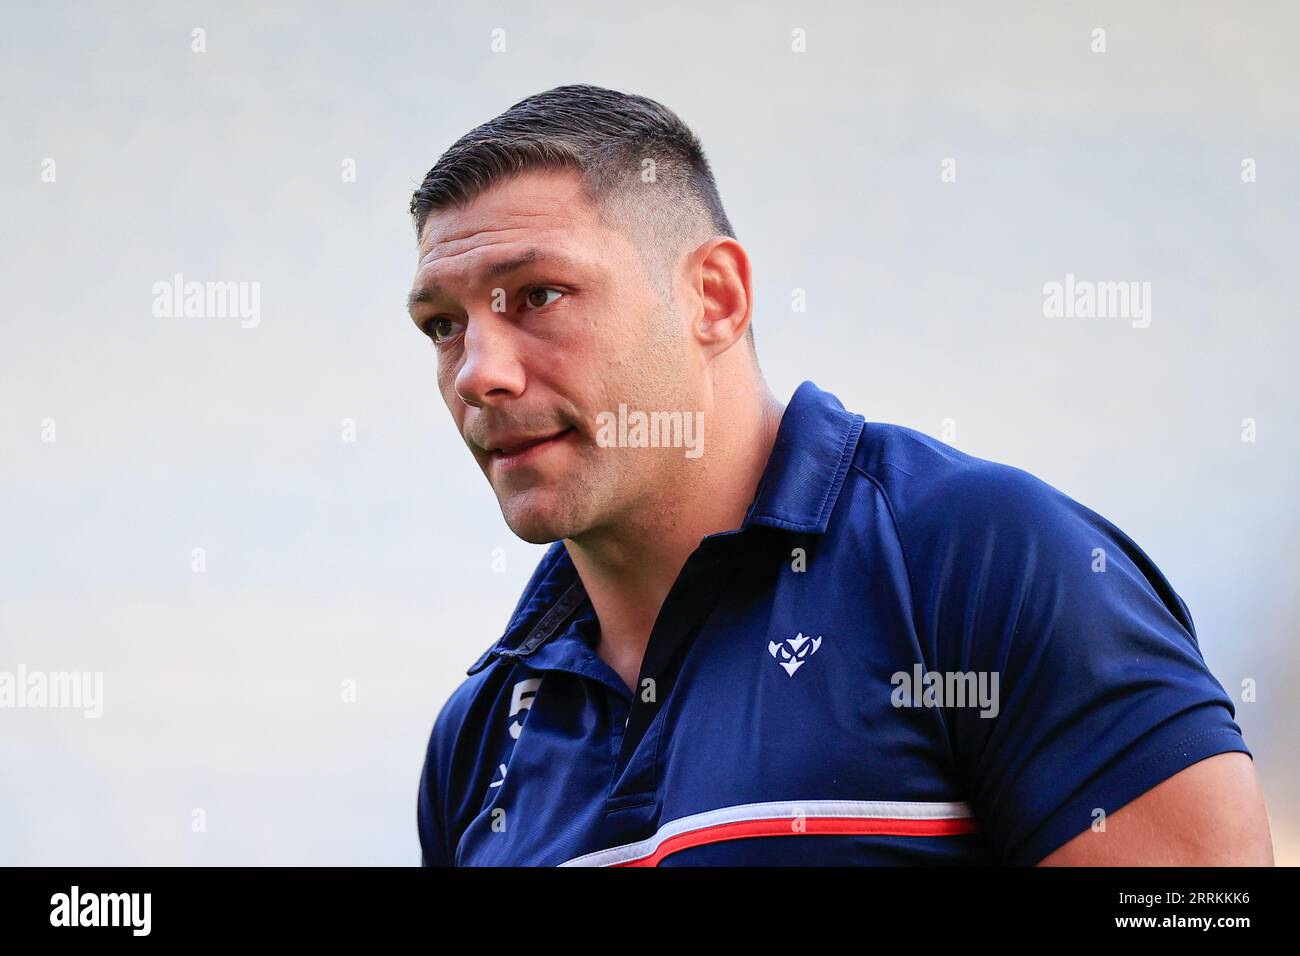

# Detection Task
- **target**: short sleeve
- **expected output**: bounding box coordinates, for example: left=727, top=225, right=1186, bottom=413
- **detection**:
left=901, top=462, right=1251, bottom=866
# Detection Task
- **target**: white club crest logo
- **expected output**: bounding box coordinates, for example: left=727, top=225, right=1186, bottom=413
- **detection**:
left=768, top=632, right=823, bottom=676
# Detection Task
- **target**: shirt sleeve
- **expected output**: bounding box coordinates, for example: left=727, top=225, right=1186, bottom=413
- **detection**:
left=418, top=690, right=466, bottom=867
left=898, top=460, right=1251, bottom=866
left=417, top=742, right=451, bottom=867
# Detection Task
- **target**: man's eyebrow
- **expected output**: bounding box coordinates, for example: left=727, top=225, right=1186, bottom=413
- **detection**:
left=406, top=248, right=584, bottom=313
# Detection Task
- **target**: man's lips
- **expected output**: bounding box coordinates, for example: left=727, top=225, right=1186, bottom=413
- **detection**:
left=486, top=427, right=575, bottom=469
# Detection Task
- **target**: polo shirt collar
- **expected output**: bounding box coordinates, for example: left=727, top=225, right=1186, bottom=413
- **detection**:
left=741, top=379, right=865, bottom=534
left=466, top=379, right=864, bottom=676
left=467, top=541, right=578, bottom=675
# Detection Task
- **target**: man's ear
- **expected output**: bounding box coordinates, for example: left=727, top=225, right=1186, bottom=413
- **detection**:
left=688, top=237, right=753, bottom=357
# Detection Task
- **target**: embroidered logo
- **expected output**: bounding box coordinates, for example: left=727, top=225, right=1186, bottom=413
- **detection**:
left=768, top=632, right=823, bottom=676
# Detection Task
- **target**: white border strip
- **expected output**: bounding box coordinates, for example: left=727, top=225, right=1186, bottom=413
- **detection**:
left=559, top=799, right=974, bottom=867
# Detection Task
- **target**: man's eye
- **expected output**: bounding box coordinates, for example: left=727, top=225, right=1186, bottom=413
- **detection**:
left=431, top=317, right=457, bottom=342
left=524, top=287, right=563, bottom=309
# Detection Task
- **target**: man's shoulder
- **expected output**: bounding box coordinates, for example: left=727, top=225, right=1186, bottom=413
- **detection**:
left=418, top=639, right=521, bottom=865
left=425, top=543, right=572, bottom=756
left=849, top=420, right=1091, bottom=543
left=844, top=419, right=1196, bottom=644
left=425, top=659, right=503, bottom=758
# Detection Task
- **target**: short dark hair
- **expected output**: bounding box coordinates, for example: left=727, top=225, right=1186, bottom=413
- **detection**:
left=409, top=84, right=749, bottom=343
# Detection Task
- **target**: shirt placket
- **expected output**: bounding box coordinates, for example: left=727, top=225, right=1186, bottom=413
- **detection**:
left=596, top=529, right=751, bottom=851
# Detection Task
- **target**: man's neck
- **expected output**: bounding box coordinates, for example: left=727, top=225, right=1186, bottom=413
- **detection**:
left=564, top=381, right=786, bottom=692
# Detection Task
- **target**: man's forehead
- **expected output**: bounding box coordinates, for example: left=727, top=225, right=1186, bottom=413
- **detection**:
left=416, top=217, right=582, bottom=269
left=417, top=169, right=596, bottom=252
left=414, top=215, right=608, bottom=295
left=408, top=171, right=640, bottom=309
left=408, top=223, right=622, bottom=315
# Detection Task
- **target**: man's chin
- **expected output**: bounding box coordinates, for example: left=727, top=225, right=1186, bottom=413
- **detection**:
left=497, top=490, right=579, bottom=545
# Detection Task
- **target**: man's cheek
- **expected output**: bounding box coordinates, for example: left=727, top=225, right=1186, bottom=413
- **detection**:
left=439, top=378, right=456, bottom=408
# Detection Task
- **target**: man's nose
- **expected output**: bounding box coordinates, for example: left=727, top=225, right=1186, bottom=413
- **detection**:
left=452, top=315, right=526, bottom=409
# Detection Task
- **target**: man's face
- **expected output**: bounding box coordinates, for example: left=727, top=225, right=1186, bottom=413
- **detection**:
left=408, top=168, right=694, bottom=544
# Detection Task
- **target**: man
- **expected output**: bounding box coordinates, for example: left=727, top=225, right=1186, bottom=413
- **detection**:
left=409, top=85, right=1272, bottom=866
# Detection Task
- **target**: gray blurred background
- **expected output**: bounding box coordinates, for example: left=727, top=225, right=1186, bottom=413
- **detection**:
left=1, top=0, right=1296, bottom=864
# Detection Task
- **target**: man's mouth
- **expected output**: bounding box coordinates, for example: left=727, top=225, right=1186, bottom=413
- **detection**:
left=488, top=427, right=575, bottom=470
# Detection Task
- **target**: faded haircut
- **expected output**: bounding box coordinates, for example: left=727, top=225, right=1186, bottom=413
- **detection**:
left=409, top=84, right=751, bottom=345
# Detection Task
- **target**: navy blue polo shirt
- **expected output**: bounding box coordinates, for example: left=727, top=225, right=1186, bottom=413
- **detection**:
left=418, top=380, right=1250, bottom=866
